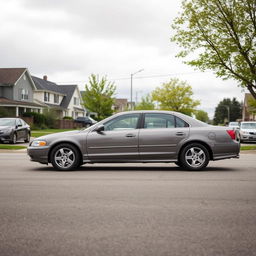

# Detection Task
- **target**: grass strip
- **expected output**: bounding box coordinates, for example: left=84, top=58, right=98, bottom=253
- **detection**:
left=240, top=145, right=256, bottom=151
left=0, top=145, right=27, bottom=150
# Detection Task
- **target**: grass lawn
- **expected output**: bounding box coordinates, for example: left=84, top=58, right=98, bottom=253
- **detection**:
left=0, top=145, right=27, bottom=150
left=31, top=129, right=76, bottom=138
left=240, top=145, right=256, bottom=151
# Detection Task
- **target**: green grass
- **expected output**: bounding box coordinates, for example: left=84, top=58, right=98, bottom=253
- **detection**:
left=31, top=129, right=75, bottom=138
left=240, top=145, right=256, bottom=151
left=0, top=145, right=27, bottom=150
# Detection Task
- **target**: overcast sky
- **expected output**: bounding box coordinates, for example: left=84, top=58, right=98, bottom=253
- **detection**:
left=0, top=0, right=246, bottom=118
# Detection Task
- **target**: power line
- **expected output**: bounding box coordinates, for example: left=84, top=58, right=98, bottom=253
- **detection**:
left=56, top=71, right=210, bottom=84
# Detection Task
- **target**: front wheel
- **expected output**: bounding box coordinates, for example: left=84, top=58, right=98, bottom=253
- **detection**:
left=179, top=143, right=210, bottom=171
left=11, top=133, right=17, bottom=144
left=50, top=143, right=80, bottom=171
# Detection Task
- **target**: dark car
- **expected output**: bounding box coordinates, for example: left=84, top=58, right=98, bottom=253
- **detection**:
left=0, top=118, right=31, bottom=144
left=27, top=111, right=240, bottom=171
left=74, top=116, right=97, bottom=127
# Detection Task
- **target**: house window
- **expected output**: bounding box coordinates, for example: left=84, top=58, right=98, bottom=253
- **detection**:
left=44, top=92, right=50, bottom=102
left=54, top=94, right=59, bottom=104
left=21, top=89, right=29, bottom=100
left=73, top=97, right=79, bottom=105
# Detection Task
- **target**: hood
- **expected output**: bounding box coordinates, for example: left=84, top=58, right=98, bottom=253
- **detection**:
left=240, top=128, right=256, bottom=132
left=0, top=126, right=13, bottom=130
left=35, top=129, right=87, bottom=140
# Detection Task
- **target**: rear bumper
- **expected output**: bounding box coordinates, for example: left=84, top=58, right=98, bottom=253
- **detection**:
left=27, top=146, right=50, bottom=164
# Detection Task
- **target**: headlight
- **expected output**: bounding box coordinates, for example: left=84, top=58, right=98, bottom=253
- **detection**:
left=241, top=131, right=249, bottom=135
left=31, top=140, right=47, bottom=147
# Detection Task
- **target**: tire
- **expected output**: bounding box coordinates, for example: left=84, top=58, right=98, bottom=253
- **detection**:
left=50, top=143, right=80, bottom=171
left=24, top=132, right=30, bottom=143
left=179, top=143, right=210, bottom=171
left=11, top=133, right=17, bottom=144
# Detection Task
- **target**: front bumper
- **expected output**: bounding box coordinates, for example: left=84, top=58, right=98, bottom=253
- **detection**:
left=241, top=135, right=256, bottom=141
left=27, top=146, right=50, bottom=164
left=0, top=133, right=12, bottom=142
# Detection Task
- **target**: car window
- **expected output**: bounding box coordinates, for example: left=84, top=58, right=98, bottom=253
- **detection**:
left=241, top=123, right=256, bottom=129
left=104, top=114, right=140, bottom=131
left=0, top=119, right=16, bottom=126
left=144, top=113, right=175, bottom=129
left=16, top=119, right=22, bottom=126
left=144, top=113, right=189, bottom=129
left=176, top=116, right=189, bottom=127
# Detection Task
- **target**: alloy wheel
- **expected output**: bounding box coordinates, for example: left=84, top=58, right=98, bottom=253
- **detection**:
left=185, top=146, right=206, bottom=168
left=54, top=148, right=75, bottom=169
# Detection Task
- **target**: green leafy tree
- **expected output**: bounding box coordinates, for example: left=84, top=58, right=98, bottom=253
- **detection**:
left=213, top=98, right=242, bottom=125
left=195, top=110, right=209, bottom=123
left=172, top=0, right=256, bottom=99
left=83, top=74, right=116, bottom=120
left=151, top=78, right=200, bottom=116
left=135, top=94, right=155, bottom=110
left=248, top=96, right=256, bottom=114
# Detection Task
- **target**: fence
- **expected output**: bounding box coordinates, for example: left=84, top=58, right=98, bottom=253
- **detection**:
left=54, top=120, right=84, bottom=129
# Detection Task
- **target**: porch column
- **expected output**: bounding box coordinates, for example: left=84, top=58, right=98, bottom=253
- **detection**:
left=16, top=106, right=19, bottom=117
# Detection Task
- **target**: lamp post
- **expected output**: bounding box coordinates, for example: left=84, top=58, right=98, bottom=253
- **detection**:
left=224, top=105, right=230, bottom=124
left=130, top=69, right=143, bottom=110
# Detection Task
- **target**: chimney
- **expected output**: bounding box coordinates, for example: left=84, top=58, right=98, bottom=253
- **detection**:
left=43, top=75, right=48, bottom=81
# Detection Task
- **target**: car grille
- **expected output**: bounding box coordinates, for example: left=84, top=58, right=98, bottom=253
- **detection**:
left=0, top=131, right=3, bottom=134
left=249, top=132, right=256, bottom=135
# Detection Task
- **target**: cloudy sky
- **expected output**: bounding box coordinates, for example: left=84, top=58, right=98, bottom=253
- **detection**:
left=0, top=0, right=246, bottom=118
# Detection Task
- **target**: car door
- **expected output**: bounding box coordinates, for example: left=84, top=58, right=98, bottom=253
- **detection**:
left=15, top=119, right=24, bottom=140
left=86, top=113, right=141, bottom=161
left=139, top=113, right=189, bottom=160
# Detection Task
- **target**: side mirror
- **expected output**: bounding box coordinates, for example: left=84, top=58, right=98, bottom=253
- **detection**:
left=94, top=124, right=105, bottom=133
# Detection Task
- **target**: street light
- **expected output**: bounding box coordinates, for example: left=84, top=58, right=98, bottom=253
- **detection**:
left=130, top=69, right=144, bottom=110
left=224, top=105, right=230, bottom=124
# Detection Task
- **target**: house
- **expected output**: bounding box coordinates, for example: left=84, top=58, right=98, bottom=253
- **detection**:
left=0, top=68, right=44, bottom=116
left=242, top=93, right=256, bottom=121
left=0, top=68, right=86, bottom=118
left=113, top=98, right=128, bottom=112
left=32, top=76, right=85, bottom=118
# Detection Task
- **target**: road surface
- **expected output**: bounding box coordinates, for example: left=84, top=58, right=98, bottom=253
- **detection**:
left=0, top=153, right=256, bottom=256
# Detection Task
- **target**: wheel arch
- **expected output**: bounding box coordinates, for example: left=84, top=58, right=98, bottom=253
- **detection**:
left=48, top=141, right=83, bottom=165
left=178, top=140, right=213, bottom=161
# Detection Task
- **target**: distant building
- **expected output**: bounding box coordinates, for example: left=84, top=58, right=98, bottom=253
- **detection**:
left=113, top=98, right=128, bottom=112
left=242, top=93, right=256, bottom=121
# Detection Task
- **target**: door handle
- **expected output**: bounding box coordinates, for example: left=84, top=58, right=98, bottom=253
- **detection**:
left=125, top=133, right=136, bottom=137
left=176, top=132, right=185, bottom=136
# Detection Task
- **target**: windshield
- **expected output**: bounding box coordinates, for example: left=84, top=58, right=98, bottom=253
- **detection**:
left=241, top=123, right=256, bottom=129
left=0, top=119, right=16, bottom=126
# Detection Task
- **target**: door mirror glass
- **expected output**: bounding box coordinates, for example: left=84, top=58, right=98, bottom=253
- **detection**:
left=94, top=124, right=105, bottom=133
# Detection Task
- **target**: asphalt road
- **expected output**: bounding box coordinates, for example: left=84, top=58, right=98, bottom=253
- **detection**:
left=0, top=153, right=256, bottom=256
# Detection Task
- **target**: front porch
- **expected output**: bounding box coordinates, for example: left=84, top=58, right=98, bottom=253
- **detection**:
left=0, top=97, right=43, bottom=117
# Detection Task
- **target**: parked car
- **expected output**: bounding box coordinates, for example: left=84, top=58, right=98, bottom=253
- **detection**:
left=228, top=121, right=240, bottom=130
left=74, top=116, right=97, bottom=127
left=0, top=118, right=31, bottom=144
left=238, top=121, right=256, bottom=143
left=27, top=111, right=240, bottom=171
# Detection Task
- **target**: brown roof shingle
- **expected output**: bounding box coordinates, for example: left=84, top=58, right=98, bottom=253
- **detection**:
left=0, top=68, right=26, bottom=85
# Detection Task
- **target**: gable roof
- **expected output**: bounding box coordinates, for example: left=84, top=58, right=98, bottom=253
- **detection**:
left=32, top=76, right=65, bottom=95
left=0, top=68, right=26, bottom=85
left=59, top=85, right=77, bottom=108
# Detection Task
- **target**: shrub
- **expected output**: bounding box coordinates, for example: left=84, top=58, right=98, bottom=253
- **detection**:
left=63, top=116, right=73, bottom=120
left=22, top=112, right=47, bottom=128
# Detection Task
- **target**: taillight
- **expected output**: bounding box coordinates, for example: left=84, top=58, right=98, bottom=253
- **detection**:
left=227, top=130, right=236, bottom=140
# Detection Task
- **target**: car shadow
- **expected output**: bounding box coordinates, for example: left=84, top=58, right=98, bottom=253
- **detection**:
left=31, top=165, right=235, bottom=172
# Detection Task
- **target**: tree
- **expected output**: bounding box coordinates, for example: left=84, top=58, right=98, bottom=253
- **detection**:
left=151, top=78, right=200, bottom=115
left=248, top=96, right=256, bottom=114
left=195, top=110, right=209, bottom=123
left=135, top=94, right=155, bottom=110
left=83, top=74, right=116, bottom=120
left=213, top=98, right=242, bottom=125
left=172, top=0, right=256, bottom=99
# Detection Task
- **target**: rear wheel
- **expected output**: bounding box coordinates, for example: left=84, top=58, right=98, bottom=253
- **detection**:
left=180, top=143, right=210, bottom=171
left=50, top=143, right=80, bottom=171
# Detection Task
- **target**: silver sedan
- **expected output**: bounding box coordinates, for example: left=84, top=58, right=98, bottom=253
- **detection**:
left=27, top=111, right=240, bottom=171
